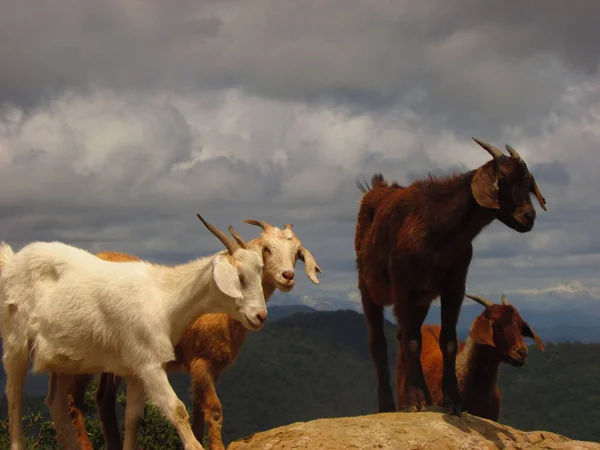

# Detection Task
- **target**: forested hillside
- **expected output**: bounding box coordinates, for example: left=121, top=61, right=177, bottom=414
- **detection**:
left=1, top=309, right=599, bottom=449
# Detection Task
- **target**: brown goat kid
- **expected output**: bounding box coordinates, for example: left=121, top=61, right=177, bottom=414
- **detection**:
left=355, top=138, right=547, bottom=415
left=397, top=294, right=545, bottom=421
left=49, top=220, right=321, bottom=450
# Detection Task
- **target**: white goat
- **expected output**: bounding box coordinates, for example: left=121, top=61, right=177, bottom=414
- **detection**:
left=0, top=214, right=267, bottom=450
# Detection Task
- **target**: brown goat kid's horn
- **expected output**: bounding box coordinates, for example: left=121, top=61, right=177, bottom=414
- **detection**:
left=472, top=137, right=504, bottom=159
left=285, top=223, right=294, bottom=230
left=505, top=144, right=522, bottom=160
left=227, top=225, right=249, bottom=249
left=465, top=293, right=494, bottom=309
left=501, top=294, right=510, bottom=305
left=243, top=219, right=273, bottom=231
left=196, top=214, right=240, bottom=255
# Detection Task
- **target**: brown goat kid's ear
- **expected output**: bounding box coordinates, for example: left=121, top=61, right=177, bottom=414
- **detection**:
left=522, top=321, right=545, bottom=352
left=470, top=315, right=495, bottom=347
left=471, top=163, right=500, bottom=210
left=298, top=247, right=322, bottom=284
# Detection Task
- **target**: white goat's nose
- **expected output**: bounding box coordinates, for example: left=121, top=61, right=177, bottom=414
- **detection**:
left=282, top=270, right=295, bottom=281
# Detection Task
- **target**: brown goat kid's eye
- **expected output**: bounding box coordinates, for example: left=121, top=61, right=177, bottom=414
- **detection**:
left=263, top=247, right=271, bottom=255
left=239, top=277, right=246, bottom=287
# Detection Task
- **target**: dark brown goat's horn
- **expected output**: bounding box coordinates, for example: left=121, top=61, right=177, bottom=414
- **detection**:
left=465, top=293, right=494, bottom=309
left=227, top=225, right=249, bottom=249
left=501, top=294, right=510, bottom=305
left=196, top=214, right=240, bottom=255
left=472, top=138, right=504, bottom=159
left=505, top=144, right=522, bottom=160
left=243, top=219, right=273, bottom=231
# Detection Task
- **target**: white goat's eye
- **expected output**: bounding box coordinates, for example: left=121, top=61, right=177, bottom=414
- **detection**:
left=263, top=247, right=271, bottom=255
left=239, top=276, right=246, bottom=288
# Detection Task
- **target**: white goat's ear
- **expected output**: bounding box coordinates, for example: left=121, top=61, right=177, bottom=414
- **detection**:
left=212, top=254, right=243, bottom=299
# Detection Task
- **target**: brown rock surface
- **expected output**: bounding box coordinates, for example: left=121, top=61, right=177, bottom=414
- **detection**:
left=227, top=411, right=600, bottom=450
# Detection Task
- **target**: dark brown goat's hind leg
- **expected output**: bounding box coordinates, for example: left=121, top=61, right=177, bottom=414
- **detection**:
left=96, top=372, right=124, bottom=450
left=360, top=285, right=395, bottom=412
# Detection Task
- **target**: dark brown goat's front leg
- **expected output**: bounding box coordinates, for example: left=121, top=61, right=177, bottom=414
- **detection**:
left=360, top=285, right=396, bottom=412
left=395, top=295, right=432, bottom=412
left=96, top=372, right=124, bottom=450
left=439, top=275, right=467, bottom=416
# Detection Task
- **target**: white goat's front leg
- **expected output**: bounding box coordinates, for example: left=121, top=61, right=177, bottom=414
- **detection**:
left=2, top=345, right=29, bottom=450
left=139, top=366, right=204, bottom=450
left=122, top=377, right=146, bottom=450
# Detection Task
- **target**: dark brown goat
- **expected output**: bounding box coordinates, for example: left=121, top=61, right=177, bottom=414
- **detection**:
left=397, top=294, right=544, bottom=420
left=355, top=138, right=547, bottom=415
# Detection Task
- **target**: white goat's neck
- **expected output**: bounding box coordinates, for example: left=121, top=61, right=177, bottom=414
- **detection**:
left=457, top=337, right=502, bottom=395
left=152, top=255, right=221, bottom=343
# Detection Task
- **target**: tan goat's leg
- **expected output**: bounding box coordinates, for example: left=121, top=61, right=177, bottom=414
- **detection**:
left=190, top=359, right=224, bottom=450
left=3, top=345, right=29, bottom=450
left=139, top=366, right=204, bottom=450
left=46, top=373, right=90, bottom=450
left=122, top=377, right=146, bottom=450
left=68, top=374, right=95, bottom=450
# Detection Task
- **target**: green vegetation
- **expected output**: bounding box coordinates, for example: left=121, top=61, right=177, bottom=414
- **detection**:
left=0, top=310, right=599, bottom=448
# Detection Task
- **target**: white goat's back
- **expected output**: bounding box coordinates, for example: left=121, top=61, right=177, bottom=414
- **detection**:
left=0, top=241, right=169, bottom=375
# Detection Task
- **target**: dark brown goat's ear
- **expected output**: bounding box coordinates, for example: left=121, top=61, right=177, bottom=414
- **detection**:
left=529, top=174, right=547, bottom=211
left=471, top=163, right=500, bottom=209
left=522, top=321, right=544, bottom=352
left=470, top=315, right=495, bottom=347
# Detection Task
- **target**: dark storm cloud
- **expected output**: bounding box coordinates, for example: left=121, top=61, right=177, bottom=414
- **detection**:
left=2, top=0, right=600, bottom=131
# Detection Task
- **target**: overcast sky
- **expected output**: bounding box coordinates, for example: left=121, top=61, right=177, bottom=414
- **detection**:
left=1, top=0, right=600, bottom=309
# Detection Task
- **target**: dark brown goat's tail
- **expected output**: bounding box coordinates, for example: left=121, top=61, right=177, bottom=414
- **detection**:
left=357, top=173, right=390, bottom=194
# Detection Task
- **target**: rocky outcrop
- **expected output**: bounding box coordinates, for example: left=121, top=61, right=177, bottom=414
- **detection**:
left=227, top=410, right=600, bottom=450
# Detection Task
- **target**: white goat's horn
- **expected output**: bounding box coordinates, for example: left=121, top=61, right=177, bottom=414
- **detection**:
left=197, top=214, right=239, bottom=255
left=227, top=225, right=249, bottom=249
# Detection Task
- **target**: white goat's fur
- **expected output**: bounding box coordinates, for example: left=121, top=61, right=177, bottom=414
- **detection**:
left=0, top=219, right=267, bottom=450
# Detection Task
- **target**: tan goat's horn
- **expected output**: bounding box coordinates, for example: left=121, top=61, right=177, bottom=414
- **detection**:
left=501, top=294, right=510, bottom=305
left=465, top=293, right=494, bottom=309
left=243, top=219, right=273, bottom=231
left=227, top=225, right=249, bottom=249
left=196, top=214, right=239, bottom=255
left=472, top=138, right=504, bottom=159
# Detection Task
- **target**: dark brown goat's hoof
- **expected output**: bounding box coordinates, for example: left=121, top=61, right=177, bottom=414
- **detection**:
left=450, top=405, right=462, bottom=417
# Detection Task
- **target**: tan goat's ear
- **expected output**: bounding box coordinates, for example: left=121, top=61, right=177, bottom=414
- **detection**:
left=471, top=162, right=500, bottom=209
left=522, top=321, right=545, bottom=352
left=298, top=247, right=322, bottom=284
left=470, top=315, right=495, bottom=347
